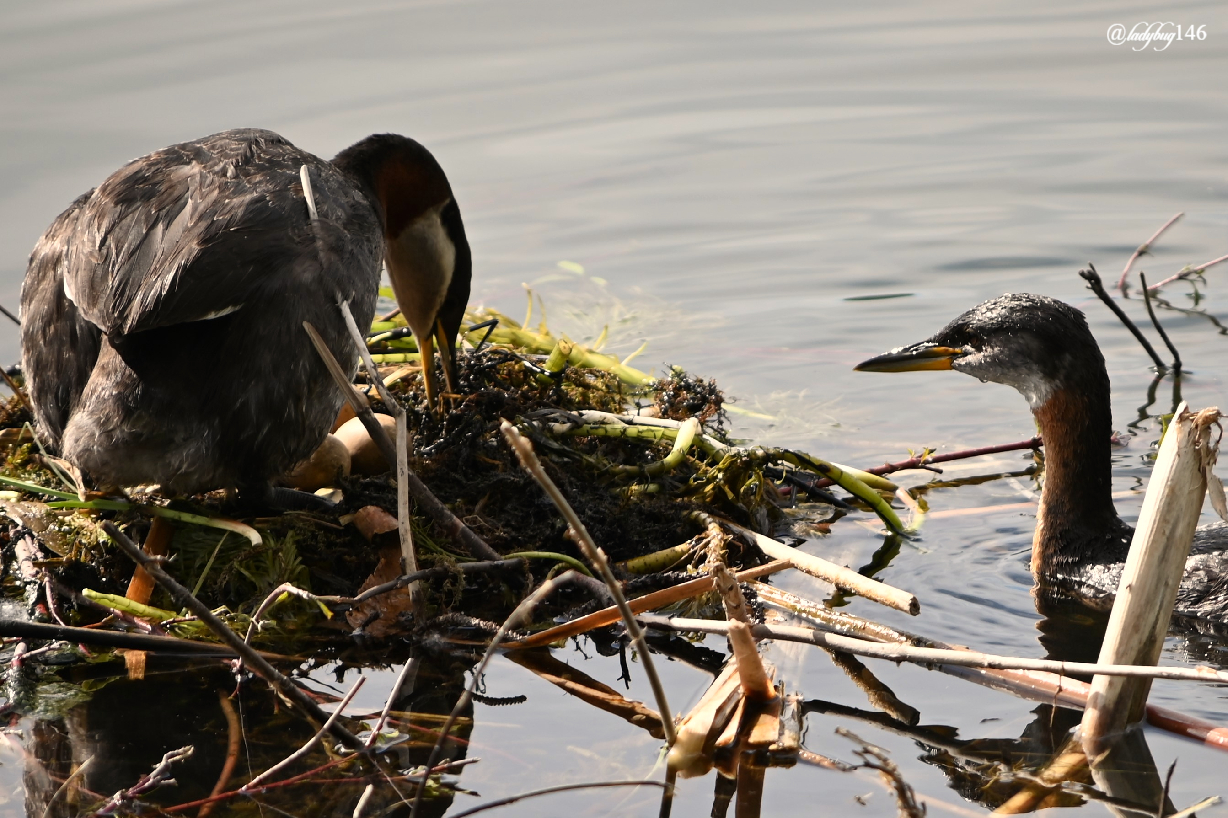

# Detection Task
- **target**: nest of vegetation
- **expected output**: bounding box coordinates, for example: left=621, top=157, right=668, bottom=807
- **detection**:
left=0, top=301, right=877, bottom=653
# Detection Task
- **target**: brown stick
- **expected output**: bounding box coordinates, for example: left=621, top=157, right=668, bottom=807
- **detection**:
left=1080, top=263, right=1167, bottom=370
left=0, top=619, right=295, bottom=659
left=1139, top=272, right=1182, bottom=370
left=809, top=437, right=1042, bottom=488
left=336, top=300, right=421, bottom=611
left=507, top=560, right=790, bottom=649
left=506, top=649, right=665, bottom=739
left=198, top=691, right=241, bottom=818
left=1115, top=211, right=1183, bottom=290
left=501, top=420, right=676, bottom=747
left=100, top=521, right=367, bottom=752
left=303, top=321, right=500, bottom=562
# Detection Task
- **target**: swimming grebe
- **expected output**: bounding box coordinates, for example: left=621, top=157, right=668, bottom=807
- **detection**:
left=855, top=293, right=1228, bottom=622
left=20, top=128, right=471, bottom=502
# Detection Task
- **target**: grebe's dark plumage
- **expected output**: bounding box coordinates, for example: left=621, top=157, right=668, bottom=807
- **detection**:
left=855, top=293, right=1228, bottom=623
left=20, top=128, right=468, bottom=499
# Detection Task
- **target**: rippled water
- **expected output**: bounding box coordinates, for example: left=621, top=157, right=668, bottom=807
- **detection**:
left=3, top=1, right=1228, bottom=815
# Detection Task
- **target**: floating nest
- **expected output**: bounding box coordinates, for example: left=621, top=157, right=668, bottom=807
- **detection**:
left=0, top=300, right=894, bottom=653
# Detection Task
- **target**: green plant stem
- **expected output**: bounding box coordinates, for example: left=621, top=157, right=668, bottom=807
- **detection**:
left=503, top=550, right=594, bottom=577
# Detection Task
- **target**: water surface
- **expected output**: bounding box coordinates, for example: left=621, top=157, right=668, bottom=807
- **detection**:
left=3, top=1, right=1228, bottom=815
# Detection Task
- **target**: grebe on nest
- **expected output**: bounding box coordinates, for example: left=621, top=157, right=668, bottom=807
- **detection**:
left=20, top=128, right=470, bottom=504
left=855, top=293, right=1228, bottom=623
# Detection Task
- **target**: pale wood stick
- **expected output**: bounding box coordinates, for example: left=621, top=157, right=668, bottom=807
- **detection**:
left=640, top=616, right=1228, bottom=683
left=337, top=299, right=419, bottom=611
left=1081, top=404, right=1219, bottom=752
left=727, top=620, right=775, bottom=702
left=1115, top=211, right=1183, bottom=290
left=507, top=560, right=790, bottom=649
left=303, top=321, right=500, bottom=562
left=667, top=661, right=741, bottom=772
left=753, top=585, right=1228, bottom=752
left=719, top=517, right=919, bottom=615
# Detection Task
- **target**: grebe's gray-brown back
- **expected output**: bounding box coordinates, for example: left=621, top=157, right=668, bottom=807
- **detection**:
left=20, top=128, right=470, bottom=504
left=855, top=293, right=1228, bottom=623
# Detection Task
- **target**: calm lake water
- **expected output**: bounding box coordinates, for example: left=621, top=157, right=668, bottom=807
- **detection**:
left=3, top=1, right=1228, bottom=815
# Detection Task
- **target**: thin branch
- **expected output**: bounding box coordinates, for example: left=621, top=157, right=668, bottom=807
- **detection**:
left=809, top=437, right=1041, bottom=489
left=1080, top=263, right=1167, bottom=370
left=1116, top=212, right=1183, bottom=291
left=99, top=522, right=367, bottom=752
left=0, top=619, right=285, bottom=658
left=1147, top=252, right=1228, bottom=290
left=198, top=691, right=242, bottom=818
left=411, top=575, right=564, bottom=814
left=447, top=781, right=669, bottom=818
left=243, top=676, right=366, bottom=791
left=1139, top=272, right=1181, bottom=371
left=94, top=746, right=194, bottom=816
left=508, top=560, right=790, bottom=649
left=368, top=655, right=418, bottom=747
left=0, top=303, right=20, bottom=326
left=500, top=420, right=677, bottom=747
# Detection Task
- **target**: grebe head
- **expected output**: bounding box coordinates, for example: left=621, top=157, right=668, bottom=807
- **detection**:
left=333, top=134, right=472, bottom=410
left=854, top=293, right=1103, bottom=410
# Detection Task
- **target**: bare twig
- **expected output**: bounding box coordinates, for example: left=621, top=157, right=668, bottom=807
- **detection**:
left=411, top=575, right=564, bottom=814
left=198, top=691, right=241, bottom=818
left=837, top=728, right=926, bottom=818
left=500, top=420, right=677, bottom=747
left=0, top=303, right=20, bottom=326
left=639, top=615, right=1228, bottom=683
left=508, top=560, right=790, bottom=649
left=94, top=746, right=194, bottom=816
left=245, top=582, right=318, bottom=643
left=303, top=320, right=500, bottom=561
left=1116, top=212, right=1183, bottom=291
left=338, top=299, right=421, bottom=609
left=714, top=515, right=919, bottom=614
left=809, top=437, right=1042, bottom=488
left=353, top=784, right=375, bottom=818
left=1139, top=273, right=1181, bottom=370
left=0, top=618, right=289, bottom=658
left=40, top=756, right=92, bottom=818
left=448, top=781, right=669, bottom=818
left=368, top=655, right=418, bottom=747
left=0, top=366, right=31, bottom=412
left=100, top=521, right=367, bottom=752
left=243, top=676, right=366, bottom=791
left=1080, top=264, right=1167, bottom=370
left=1147, top=252, right=1228, bottom=291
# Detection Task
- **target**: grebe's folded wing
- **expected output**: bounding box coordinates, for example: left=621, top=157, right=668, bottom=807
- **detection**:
left=62, top=130, right=311, bottom=336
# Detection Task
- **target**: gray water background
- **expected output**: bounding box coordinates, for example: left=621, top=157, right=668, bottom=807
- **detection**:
left=2, top=1, right=1228, bottom=815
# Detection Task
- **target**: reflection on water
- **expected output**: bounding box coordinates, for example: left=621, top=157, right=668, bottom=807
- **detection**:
left=4, top=0, right=1228, bottom=814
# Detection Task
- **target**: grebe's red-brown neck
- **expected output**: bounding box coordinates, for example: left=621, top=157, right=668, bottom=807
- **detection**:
left=1030, top=384, right=1126, bottom=574
left=855, top=293, right=1131, bottom=574
left=332, top=134, right=473, bottom=410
